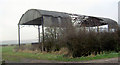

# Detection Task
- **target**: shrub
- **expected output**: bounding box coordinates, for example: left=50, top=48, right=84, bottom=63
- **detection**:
left=42, top=23, right=120, bottom=57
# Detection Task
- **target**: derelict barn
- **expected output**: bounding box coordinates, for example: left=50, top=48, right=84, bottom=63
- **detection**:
left=18, top=9, right=118, bottom=51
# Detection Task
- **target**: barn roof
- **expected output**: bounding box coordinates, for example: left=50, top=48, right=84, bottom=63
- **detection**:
left=99, top=17, right=118, bottom=28
left=18, top=9, right=118, bottom=28
left=18, top=9, right=70, bottom=25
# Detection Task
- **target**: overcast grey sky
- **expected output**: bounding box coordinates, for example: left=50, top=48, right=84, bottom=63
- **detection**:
left=0, top=0, right=119, bottom=42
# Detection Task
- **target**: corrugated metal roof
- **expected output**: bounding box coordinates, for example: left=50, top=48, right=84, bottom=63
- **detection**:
left=19, top=9, right=118, bottom=28
left=99, top=17, right=118, bottom=28
left=38, top=9, right=70, bottom=17
left=19, top=9, right=70, bottom=25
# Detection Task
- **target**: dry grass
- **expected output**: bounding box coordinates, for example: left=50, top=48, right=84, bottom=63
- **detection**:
left=51, top=48, right=69, bottom=55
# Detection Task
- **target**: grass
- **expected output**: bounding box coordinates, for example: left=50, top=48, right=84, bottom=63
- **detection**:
left=2, top=46, right=120, bottom=62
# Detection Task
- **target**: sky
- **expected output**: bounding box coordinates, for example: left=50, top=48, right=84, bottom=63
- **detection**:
left=0, top=0, right=119, bottom=42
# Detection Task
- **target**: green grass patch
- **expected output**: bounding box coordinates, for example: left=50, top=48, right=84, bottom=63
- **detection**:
left=2, top=46, right=119, bottom=62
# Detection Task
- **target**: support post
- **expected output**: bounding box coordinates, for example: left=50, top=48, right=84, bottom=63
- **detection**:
left=88, top=27, right=90, bottom=32
left=54, top=27, right=56, bottom=40
left=38, top=25, right=40, bottom=45
left=83, top=25, right=86, bottom=32
left=18, top=24, right=20, bottom=47
left=108, top=25, right=110, bottom=32
left=97, top=26, right=99, bottom=33
left=42, top=17, right=44, bottom=52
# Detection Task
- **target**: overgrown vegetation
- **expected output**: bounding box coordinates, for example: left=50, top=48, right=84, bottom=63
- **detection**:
left=42, top=23, right=120, bottom=58
left=15, top=22, right=120, bottom=58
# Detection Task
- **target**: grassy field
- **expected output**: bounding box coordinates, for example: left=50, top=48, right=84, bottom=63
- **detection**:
left=2, top=46, right=119, bottom=62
